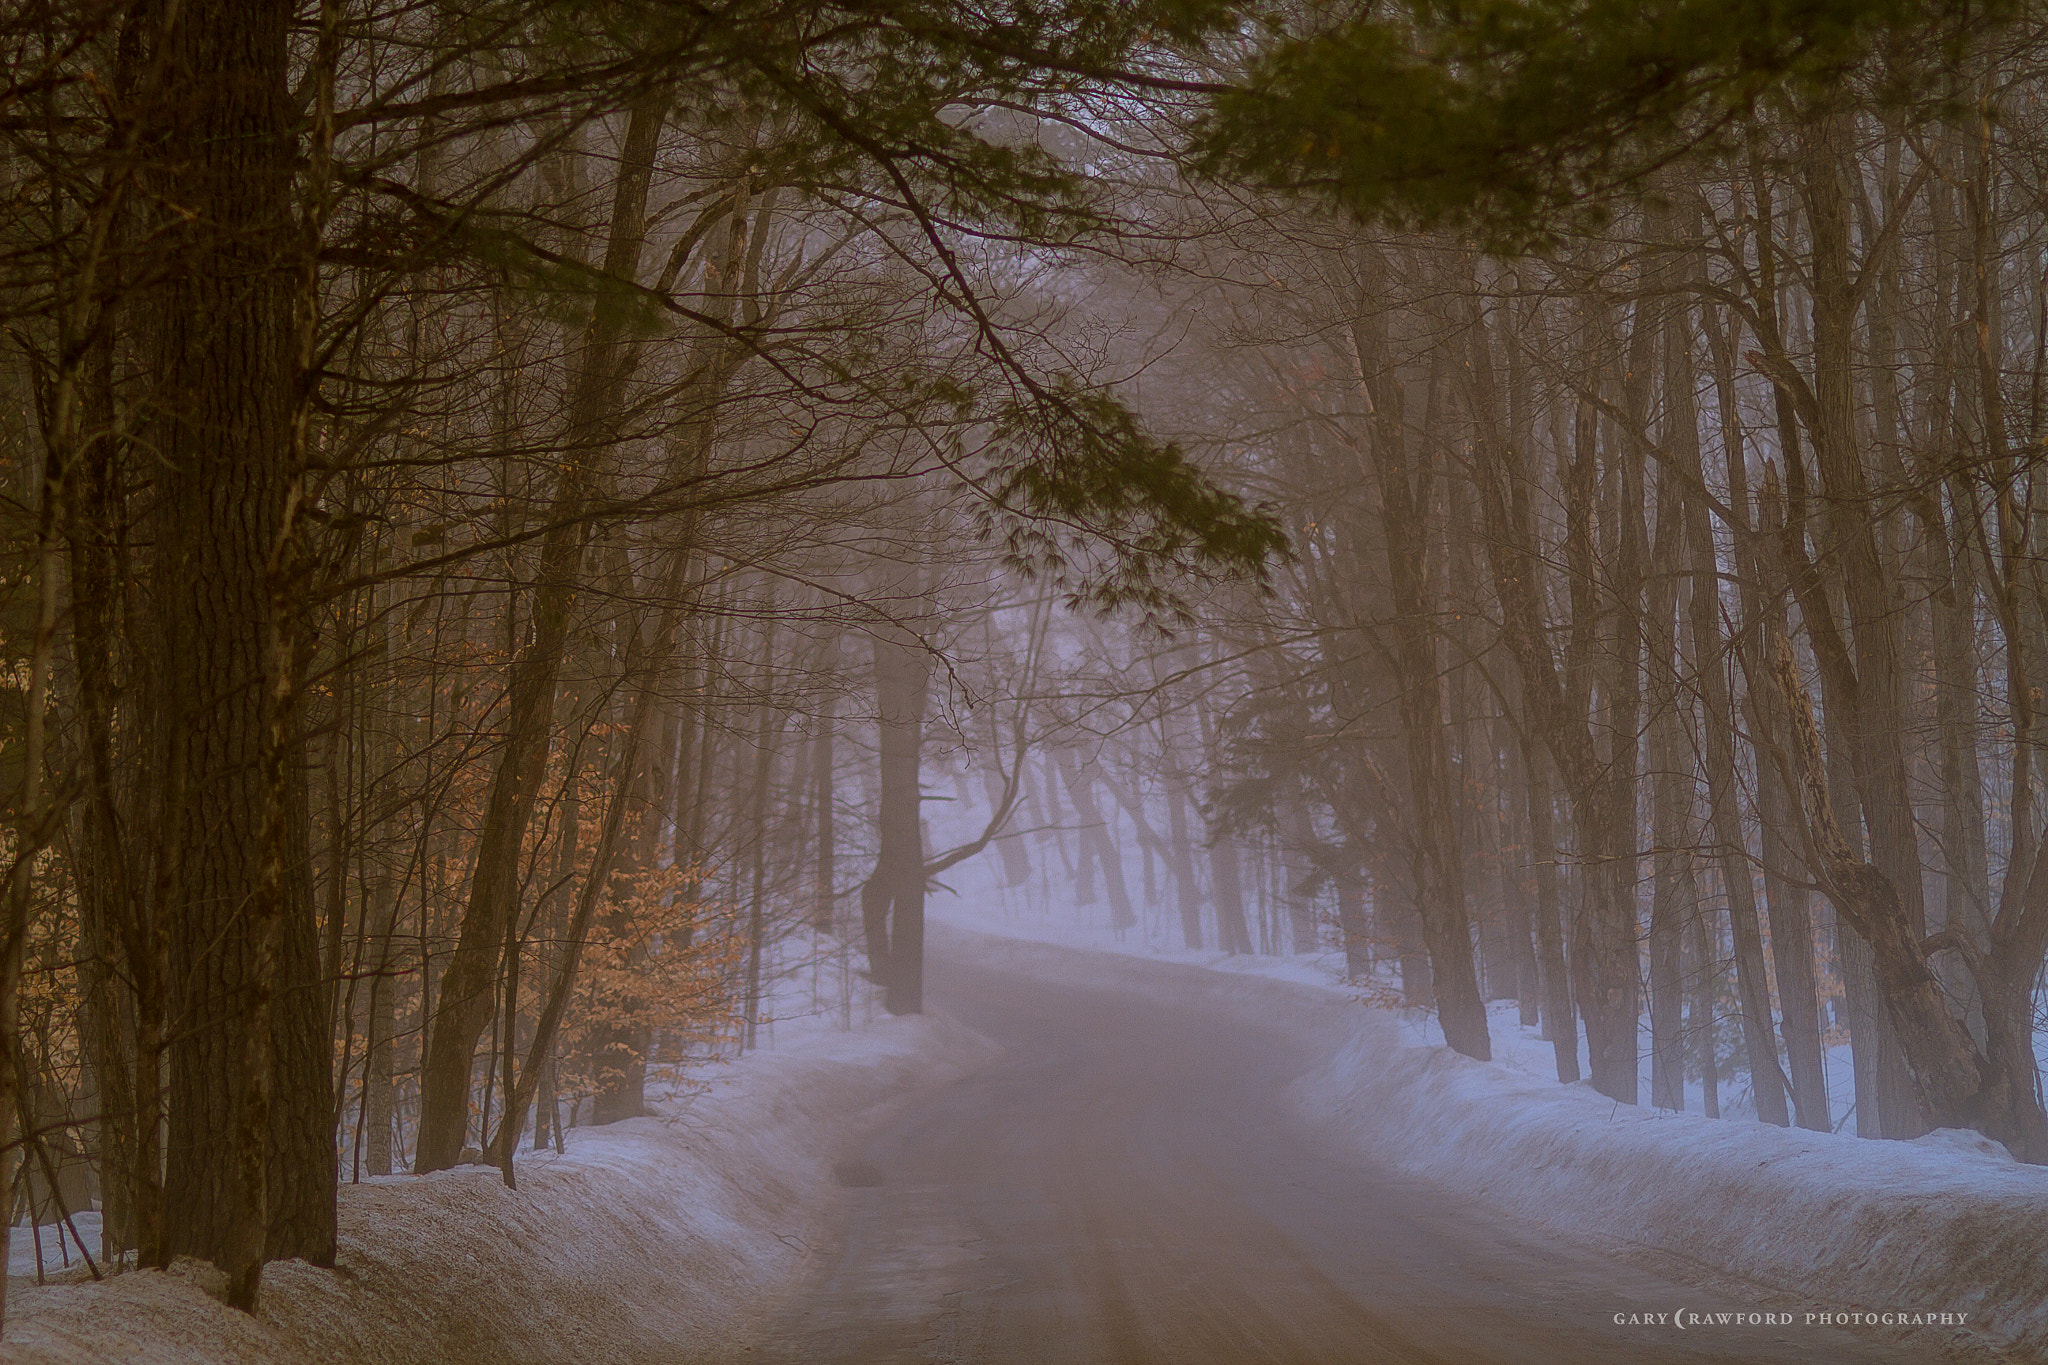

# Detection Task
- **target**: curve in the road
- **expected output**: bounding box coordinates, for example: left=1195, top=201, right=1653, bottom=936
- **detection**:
left=757, top=945, right=1945, bottom=1365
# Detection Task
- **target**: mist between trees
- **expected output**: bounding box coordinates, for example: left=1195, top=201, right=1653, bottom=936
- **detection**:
left=1, top=0, right=2046, bottom=1333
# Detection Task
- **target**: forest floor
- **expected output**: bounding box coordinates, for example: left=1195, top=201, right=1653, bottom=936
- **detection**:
left=910, top=899, right=2048, bottom=1361
left=1, top=970, right=997, bottom=1365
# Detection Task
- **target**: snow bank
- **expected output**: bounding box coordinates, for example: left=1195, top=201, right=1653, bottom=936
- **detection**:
left=3, top=1008, right=998, bottom=1365
left=936, top=920, right=2048, bottom=1359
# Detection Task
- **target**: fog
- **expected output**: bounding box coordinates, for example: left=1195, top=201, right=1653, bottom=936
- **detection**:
left=4, top=2, right=2046, bottom=1360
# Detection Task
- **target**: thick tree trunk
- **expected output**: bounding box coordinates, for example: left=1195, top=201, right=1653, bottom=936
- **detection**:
left=131, top=0, right=334, bottom=1296
left=1189, top=692, right=1257, bottom=957
left=1642, top=436, right=1689, bottom=1113
left=1283, top=806, right=1323, bottom=958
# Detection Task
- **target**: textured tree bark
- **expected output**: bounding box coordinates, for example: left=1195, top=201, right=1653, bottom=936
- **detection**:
left=128, top=0, right=334, bottom=1296
left=62, top=263, right=150, bottom=1262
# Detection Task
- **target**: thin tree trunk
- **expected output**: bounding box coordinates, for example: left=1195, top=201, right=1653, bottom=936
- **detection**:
left=1352, top=328, right=1488, bottom=1058
left=1518, top=734, right=1577, bottom=1080
left=865, top=610, right=933, bottom=1014
left=813, top=634, right=841, bottom=930
left=415, top=89, right=670, bottom=1173
left=1056, top=750, right=1137, bottom=934
left=1164, top=769, right=1205, bottom=950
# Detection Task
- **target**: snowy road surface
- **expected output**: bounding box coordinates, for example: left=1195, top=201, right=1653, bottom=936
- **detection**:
left=756, top=948, right=1947, bottom=1364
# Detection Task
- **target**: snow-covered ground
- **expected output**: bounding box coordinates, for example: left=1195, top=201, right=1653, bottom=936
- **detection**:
left=948, top=839, right=2048, bottom=1138
left=932, top=898, right=2048, bottom=1361
left=3, top=975, right=997, bottom=1365
left=18, top=883, right=2044, bottom=1361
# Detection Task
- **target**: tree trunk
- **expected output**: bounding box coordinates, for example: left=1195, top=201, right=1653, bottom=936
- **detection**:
left=740, top=615, right=787, bottom=1052
left=1347, top=307, right=1488, bottom=1060
left=814, top=648, right=842, bottom=929
left=1679, top=507, right=1788, bottom=1128
left=1164, top=770, right=1205, bottom=950
left=1800, top=109, right=1934, bottom=1140
left=1056, top=750, right=1137, bottom=934
left=1647, top=689, right=1692, bottom=1113
left=865, top=618, right=933, bottom=1013
left=1689, top=905, right=1721, bottom=1119
left=360, top=858, right=400, bottom=1176
left=1519, top=735, right=1578, bottom=1081
left=1207, top=832, right=1255, bottom=956
left=1766, top=630, right=2038, bottom=1150
left=414, top=90, right=669, bottom=1174
left=1463, top=300, right=1627, bottom=1094
left=130, top=0, right=335, bottom=1295
left=1702, top=301, right=1829, bottom=1132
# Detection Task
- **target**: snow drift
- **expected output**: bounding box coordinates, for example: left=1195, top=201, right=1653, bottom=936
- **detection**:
left=937, top=920, right=2048, bottom=1359
left=3, top=1010, right=997, bottom=1365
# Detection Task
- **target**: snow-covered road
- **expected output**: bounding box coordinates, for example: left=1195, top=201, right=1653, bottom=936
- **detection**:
left=755, top=944, right=1944, bottom=1364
